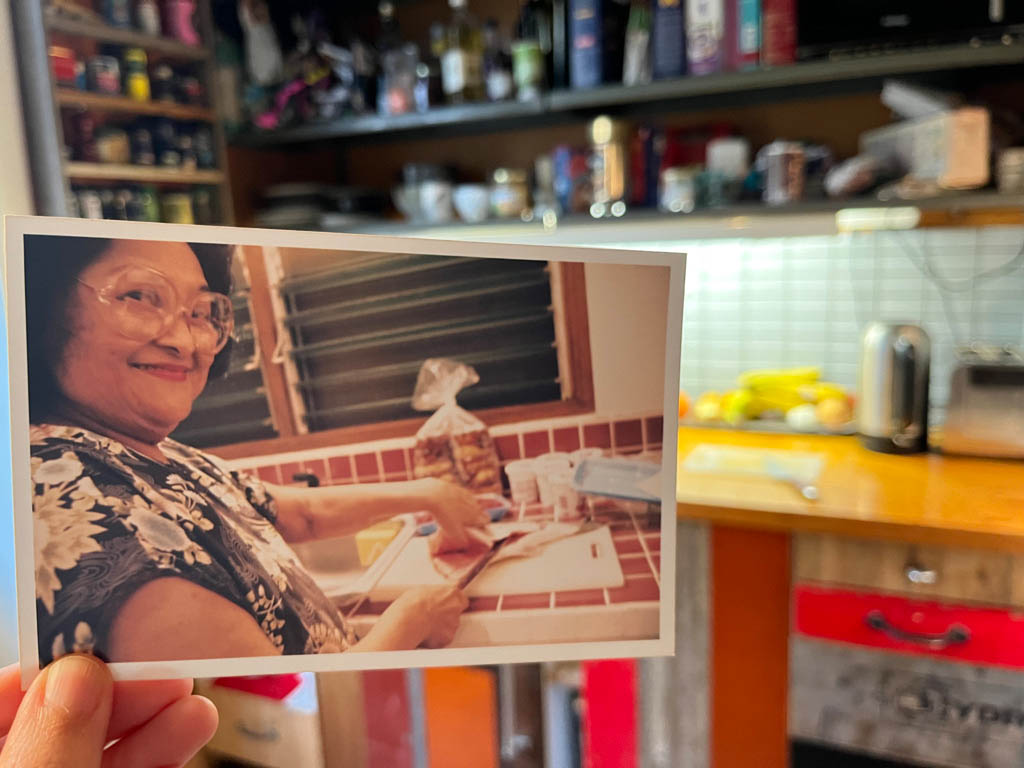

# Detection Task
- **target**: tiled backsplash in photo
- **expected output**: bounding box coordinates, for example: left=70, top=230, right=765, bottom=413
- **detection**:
left=668, top=226, right=1024, bottom=423
left=229, top=411, right=664, bottom=487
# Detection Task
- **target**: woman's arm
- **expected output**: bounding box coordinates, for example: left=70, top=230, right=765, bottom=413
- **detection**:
left=108, top=578, right=282, bottom=661
left=265, top=478, right=488, bottom=549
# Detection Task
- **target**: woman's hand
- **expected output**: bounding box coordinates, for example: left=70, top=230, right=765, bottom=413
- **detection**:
left=0, top=654, right=218, bottom=768
left=351, top=585, right=469, bottom=651
left=420, top=478, right=490, bottom=553
left=393, top=585, right=470, bottom=648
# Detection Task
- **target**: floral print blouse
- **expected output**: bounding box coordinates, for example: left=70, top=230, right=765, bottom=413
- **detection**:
left=32, top=424, right=356, bottom=665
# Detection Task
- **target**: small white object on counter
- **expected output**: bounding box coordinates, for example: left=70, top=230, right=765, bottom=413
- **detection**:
left=570, top=447, right=604, bottom=467
left=505, top=459, right=539, bottom=504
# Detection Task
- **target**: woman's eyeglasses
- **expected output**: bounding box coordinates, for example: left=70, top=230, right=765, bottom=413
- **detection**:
left=77, top=267, right=234, bottom=354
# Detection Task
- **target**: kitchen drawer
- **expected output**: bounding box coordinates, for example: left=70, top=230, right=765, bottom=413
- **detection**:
left=793, top=533, right=1020, bottom=607
left=790, top=637, right=1024, bottom=768
left=200, top=679, right=325, bottom=768
left=793, top=584, right=1024, bottom=668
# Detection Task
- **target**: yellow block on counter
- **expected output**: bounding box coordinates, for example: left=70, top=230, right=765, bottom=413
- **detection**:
left=355, top=520, right=403, bottom=566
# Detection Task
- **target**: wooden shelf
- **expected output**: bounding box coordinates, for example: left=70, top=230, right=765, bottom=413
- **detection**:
left=340, top=191, right=1024, bottom=242
left=46, top=14, right=209, bottom=60
left=232, top=41, right=1024, bottom=147
left=56, top=90, right=215, bottom=120
left=66, top=162, right=224, bottom=184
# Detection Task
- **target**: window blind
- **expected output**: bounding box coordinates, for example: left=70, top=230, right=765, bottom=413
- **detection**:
left=171, top=264, right=277, bottom=448
left=279, top=252, right=561, bottom=432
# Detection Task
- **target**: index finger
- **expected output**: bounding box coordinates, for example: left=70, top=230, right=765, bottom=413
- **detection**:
left=1, top=662, right=194, bottom=743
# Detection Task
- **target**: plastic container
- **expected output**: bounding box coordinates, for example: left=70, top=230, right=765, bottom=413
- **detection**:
left=504, top=459, right=538, bottom=504
left=548, top=469, right=582, bottom=521
left=569, top=447, right=604, bottom=467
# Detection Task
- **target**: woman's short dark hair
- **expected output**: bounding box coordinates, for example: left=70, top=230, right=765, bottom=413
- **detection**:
left=23, top=235, right=235, bottom=424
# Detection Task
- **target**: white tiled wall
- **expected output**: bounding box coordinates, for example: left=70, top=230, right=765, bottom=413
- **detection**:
left=616, top=227, right=1024, bottom=424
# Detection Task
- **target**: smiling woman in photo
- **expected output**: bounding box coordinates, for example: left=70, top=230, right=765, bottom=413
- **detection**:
left=25, top=236, right=486, bottom=665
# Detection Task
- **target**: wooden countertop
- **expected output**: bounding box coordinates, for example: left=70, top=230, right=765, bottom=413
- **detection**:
left=675, top=426, right=1024, bottom=551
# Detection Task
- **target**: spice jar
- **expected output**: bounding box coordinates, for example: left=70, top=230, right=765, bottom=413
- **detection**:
left=588, top=115, right=628, bottom=218
left=490, top=168, right=529, bottom=218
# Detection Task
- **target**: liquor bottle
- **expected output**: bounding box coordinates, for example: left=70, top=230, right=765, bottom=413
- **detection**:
left=483, top=19, right=513, bottom=101
left=376, top=0, right=401, bottom=114
left=442, top=0, right=486, bottom=103
left=513, top=0, right=554, bottom=99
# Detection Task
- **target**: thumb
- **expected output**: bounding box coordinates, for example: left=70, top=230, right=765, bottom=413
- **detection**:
left=0, top=654, right=113, bottom=768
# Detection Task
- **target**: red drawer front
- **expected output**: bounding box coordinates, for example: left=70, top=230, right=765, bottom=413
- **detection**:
left=794, top=584, right=1024, bottom=668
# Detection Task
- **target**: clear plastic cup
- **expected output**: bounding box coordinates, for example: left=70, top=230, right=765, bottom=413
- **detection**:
left=504, top=459, right=538, bottom=504
left=548, top=469, right=581, bottom=521
left=535, top=452, right=572, bottom=471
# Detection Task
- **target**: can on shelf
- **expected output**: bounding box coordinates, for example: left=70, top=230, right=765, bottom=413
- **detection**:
left=763, top=141, right=805, bottom=206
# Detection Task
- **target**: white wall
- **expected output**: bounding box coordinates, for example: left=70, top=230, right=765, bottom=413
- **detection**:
left=0, top=0, right=32, bottom=666
left=585, top=262, right=671, bottom=416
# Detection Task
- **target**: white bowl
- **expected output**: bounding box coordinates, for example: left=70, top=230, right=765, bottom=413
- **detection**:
left=453, top=184, right=490, bottom=223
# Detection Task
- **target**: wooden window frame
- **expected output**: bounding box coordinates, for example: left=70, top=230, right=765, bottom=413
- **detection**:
left=211, top=253, right=595, bottom=461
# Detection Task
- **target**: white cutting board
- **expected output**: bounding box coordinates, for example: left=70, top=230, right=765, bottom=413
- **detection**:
left=368, top=525, right=625, bottom=600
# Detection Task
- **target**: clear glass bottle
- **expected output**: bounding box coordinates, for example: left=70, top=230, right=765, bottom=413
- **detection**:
left=441, top=0, right=485, bottom=104
left=483, top=19, right=513, bottom=101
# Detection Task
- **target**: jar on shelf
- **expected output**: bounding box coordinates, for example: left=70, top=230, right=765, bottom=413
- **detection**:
left=161, top=192, right=195, bottom=223
left=95, top=127, right=131, bottom=164
left=124, top=48, right=151, bottom=102
left=490, top=167, right=530, bottom=218
left=997, top=148, right=1024, bottom=194
left=134, top=0, right=162, bottom=35
left=102, top=0, right=132, bottom=28
left=658, top=166, right=699, bottom=213
left=87, top=55, right=122, bottom=95
left=49, top=46, right=78, bottom=88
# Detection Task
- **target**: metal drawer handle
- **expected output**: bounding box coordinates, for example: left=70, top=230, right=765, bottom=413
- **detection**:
left=234, top=721, right=280, bottom=742
left=865, top=610, right=971, bottom=650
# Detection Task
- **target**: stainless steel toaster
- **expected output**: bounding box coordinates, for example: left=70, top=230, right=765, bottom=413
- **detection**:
left=941, top=345, right=1024, bottom=459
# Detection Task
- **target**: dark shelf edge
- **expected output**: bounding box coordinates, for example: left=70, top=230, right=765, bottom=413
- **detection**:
left=230, top=41, right=1024, bottom=148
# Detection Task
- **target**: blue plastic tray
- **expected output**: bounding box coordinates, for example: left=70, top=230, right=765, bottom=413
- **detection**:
left=572, top=457, right=661, bottom=503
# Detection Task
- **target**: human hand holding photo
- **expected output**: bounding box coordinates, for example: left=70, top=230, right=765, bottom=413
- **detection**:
left=0, top=655, right=218, bottom=768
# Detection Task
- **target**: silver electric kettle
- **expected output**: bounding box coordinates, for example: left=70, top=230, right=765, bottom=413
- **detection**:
left=857, top=323, right=931, bottom=454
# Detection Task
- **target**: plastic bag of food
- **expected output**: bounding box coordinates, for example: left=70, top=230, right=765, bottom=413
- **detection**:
left=411, top=358, right=502, bottom=494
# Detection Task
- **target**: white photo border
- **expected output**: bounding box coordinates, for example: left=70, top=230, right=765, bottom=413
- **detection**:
left=4, top=215, right=684, bottom=686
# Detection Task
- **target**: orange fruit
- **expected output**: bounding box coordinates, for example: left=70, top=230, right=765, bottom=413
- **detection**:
left=679, top=391, right=690, bottom=419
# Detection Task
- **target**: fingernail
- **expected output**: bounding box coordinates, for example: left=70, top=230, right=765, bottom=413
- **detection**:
left=45, top=655, right=106, bottom=717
